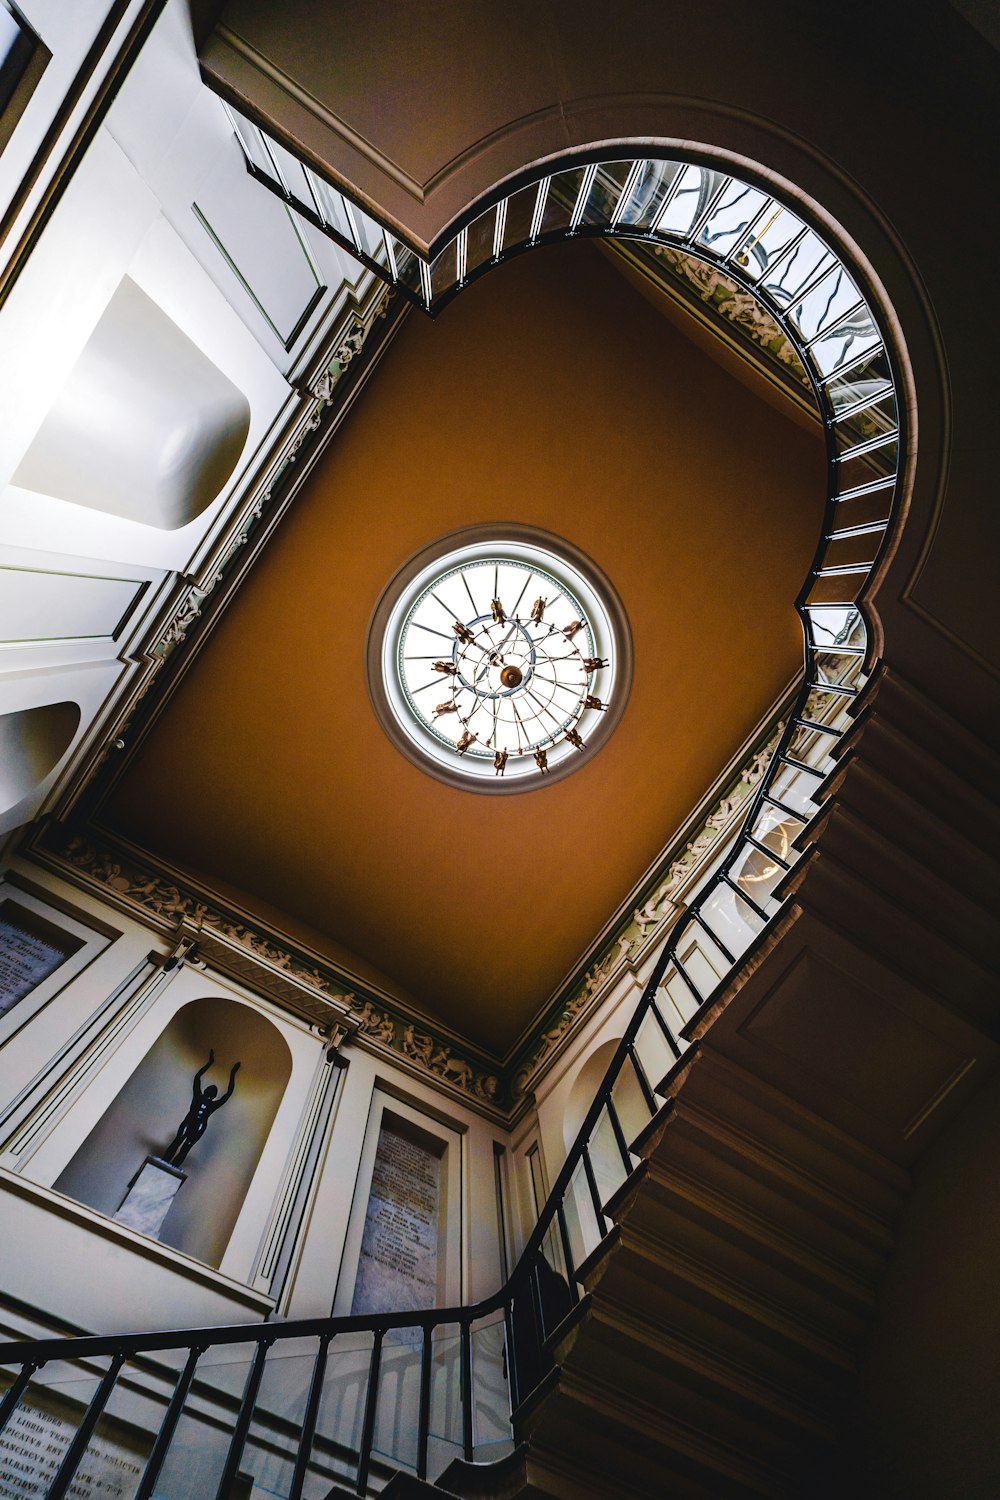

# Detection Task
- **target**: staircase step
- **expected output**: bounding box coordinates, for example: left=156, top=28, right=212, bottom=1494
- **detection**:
left=610, top=1155, right=875, bottom=1341
left=571, top=1299, right=838, bottom=1463
left=516, top=1362, right=807, bottom=1498
left=638, top=1103, right=892, bottom=1284
left=577, top=1225, right=856, bottom=1409
left=781, top=844, right=1000, bottom=1038
left=644, top=1052, right=905, bottom=1229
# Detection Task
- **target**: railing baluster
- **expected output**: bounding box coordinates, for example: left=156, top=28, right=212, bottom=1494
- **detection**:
left=0, top=1361, right=38, bottom=1440
left=48, top=1351, right=125, bottom=1500
left=605, top=1097, right=633, bottom=1174
left=649, top=995, right=683, bottom=1058
left=355, top=1328, right=384, bottom=1497
left=719, top=868, right=769, bottom=922
left=134, top=1344, right=202, bottom=1500
left=528, top=1260, right=546, bottom=1346
left=288, top=1334, right=330, bottom=1500
left=744, top=832, right=791, bottom=871
left=417, top=1324, right=433, bottom=1480
left=461, top=1318, right=474, bottom=1461
left=690, top=908, right=737, bottom=965
left=627, top=1043, right=659, bottom=1116
left=582, top=1145, right=607, bottom=1235
left=556, top=1203, right=580, bottom=1303
left=503, top=1299, right=520, bottom=1414
left=215, top=1337, right=273, bottom=1500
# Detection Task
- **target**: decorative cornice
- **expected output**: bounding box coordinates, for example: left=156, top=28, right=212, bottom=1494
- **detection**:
left=22, top=711, right=784, bottom=1124
left=29, top=822, right=504, bottom=1119
left=54, top=282, right=397, bottom=819
left=610, top=240, right=816, bottom=417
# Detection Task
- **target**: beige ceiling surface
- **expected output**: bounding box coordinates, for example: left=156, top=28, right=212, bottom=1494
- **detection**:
left=105, top=242, right=825, bottom=1056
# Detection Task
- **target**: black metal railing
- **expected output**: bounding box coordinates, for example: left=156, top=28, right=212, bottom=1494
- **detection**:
left=0, top=140, right=902, bottom=1498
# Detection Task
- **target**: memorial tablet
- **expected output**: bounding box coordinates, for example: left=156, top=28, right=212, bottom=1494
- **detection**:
left=0, top=899, right=83, bottom=1016
left=351, top=1116, right=444, bottom=1323
left=0, top=1384, right=147, bottom=1499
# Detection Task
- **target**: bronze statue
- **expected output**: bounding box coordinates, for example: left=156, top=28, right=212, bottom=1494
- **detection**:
left=494, top=748, right=509, bottom=775
left=162, top=1050, right=240, bottom=1167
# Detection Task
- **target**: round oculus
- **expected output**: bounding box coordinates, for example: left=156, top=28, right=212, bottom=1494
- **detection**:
left=366, top=526, right=632, bottom=791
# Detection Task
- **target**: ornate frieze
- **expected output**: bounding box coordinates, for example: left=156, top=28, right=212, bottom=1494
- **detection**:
left=614, top=241, right=812, bottom=397
left=28, top=710, right=785, bottom=1121
left=33, top=824, right=502, bottom=1116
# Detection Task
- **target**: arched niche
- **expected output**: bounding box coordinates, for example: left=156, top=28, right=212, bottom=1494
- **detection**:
left=55, top=995, right=291, bottom=1269
left=563, top=1036, right=649, bottom=1201
left=0, top=701, right=80, bottom=813
left=14, top=276, right=251, bottom=530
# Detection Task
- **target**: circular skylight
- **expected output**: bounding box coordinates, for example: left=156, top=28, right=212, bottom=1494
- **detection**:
left=367, top=527, right=632, bottom=791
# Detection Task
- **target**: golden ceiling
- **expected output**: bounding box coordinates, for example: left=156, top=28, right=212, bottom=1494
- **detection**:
left=104, top=242, right=825, bottom=1056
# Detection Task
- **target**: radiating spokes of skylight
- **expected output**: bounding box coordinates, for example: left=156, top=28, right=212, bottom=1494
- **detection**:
left=397, top=559, right=609, bottom=768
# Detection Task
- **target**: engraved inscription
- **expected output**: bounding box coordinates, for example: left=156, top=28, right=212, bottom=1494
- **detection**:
left=0, top=1389, right=145, bottom=1498
left=351, top=1120, right=442, bottom=1324
left=0, top=901, right=80, bottom=1015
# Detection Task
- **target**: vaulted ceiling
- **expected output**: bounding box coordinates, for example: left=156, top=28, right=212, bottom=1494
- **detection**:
left=103, top=240, right=825, bottom=1056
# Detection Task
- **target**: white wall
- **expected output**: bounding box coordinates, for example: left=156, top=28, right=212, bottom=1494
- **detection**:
left=0, top=0, right=374, bottom=841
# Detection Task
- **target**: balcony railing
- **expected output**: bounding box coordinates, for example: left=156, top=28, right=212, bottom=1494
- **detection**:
left=0, top=137, right=902, bottom=1498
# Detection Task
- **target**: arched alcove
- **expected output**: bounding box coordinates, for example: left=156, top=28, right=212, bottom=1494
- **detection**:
left=55, top=995, right=292, bottom=1268
left=0, top=701, right=80, bottom=813
left=564, top=1036, right=648, bottom=1197
left=14, top=276, right=251, bottom=530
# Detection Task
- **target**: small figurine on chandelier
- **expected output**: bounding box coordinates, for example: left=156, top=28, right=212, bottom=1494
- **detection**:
left=452, top=621, right=475, bottom=645
left=432, top=660, right=457, bottom=675
left=534, top=748, right=550, bottom=773
left=457, top=729, right=476, bottom=754
left=494, top=749, right=509, bottom=776
left=582, top=657, right=608, bottom=673
left=565, top=728, right=586, bottom=751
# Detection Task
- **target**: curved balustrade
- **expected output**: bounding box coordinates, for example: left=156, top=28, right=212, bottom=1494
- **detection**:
left=0, top=133, right=903, bottom=1499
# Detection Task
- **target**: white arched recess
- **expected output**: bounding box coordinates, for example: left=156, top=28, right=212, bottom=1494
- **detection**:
left=0, top=960, right=326, bottom=1329
left=14, top=275, right=251, bottom=530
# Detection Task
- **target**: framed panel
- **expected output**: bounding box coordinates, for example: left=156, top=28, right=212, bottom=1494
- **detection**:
left=333, top=1087, right=463, bottom=1317
left=0, top=876, right=118, bottom=1044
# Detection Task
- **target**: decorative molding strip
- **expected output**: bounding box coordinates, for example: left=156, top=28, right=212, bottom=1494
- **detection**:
left=53, top=282, right=397, bottom=818
left=29, top=823, right=504, bottom=1120
left=507, top=725, right=784, bottom=1104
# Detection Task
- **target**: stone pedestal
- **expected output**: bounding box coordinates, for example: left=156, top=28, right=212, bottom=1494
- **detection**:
left=113, top=1156, right=186, bottom=1238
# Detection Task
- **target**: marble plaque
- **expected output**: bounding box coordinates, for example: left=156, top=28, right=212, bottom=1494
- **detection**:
left=114, top=1156, right=186, bottom=1238
left=0, top=1387, right=146, bottom=1499
left=351, top=1120, right=443, bottom=1324
left=0, top=901, right=80, bottom=1016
